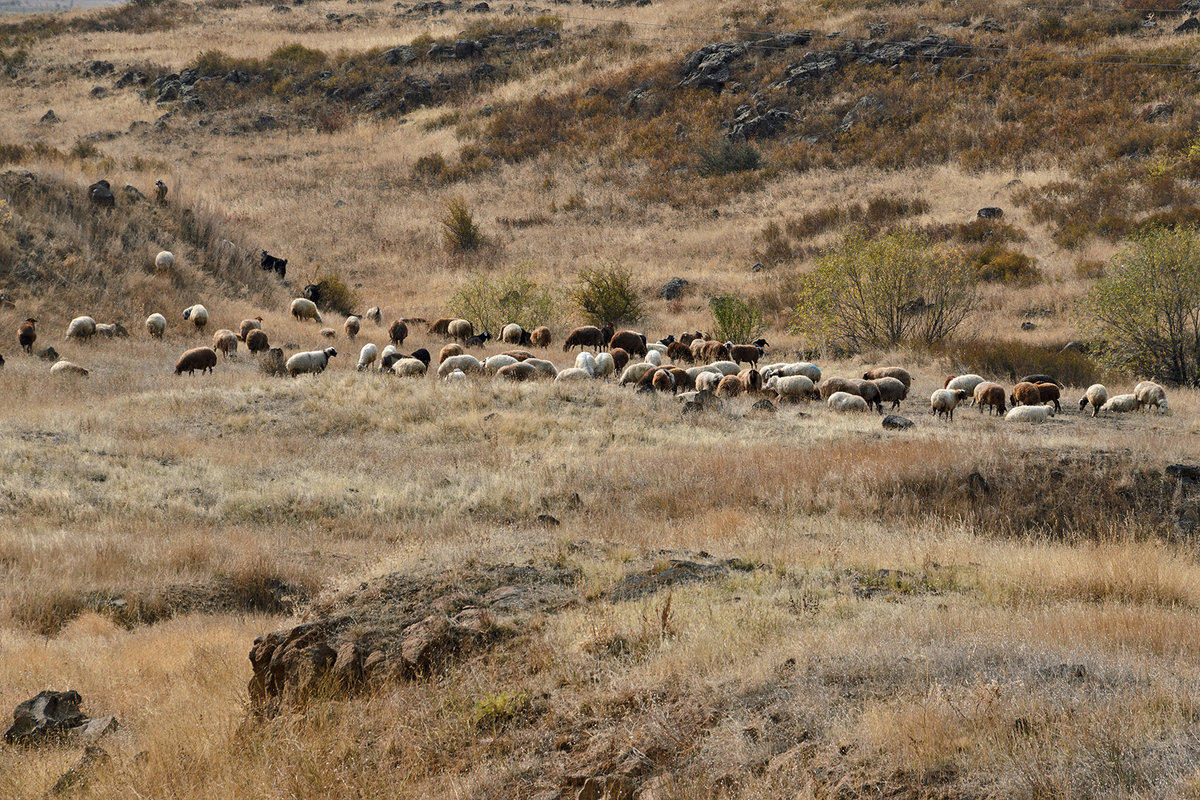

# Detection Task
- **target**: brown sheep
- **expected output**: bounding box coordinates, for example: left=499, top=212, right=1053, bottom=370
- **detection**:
left=18, top=318, right=36, bottom=354
left=728, top=340, right=768, bottom=367
left=610, top=347, right=630, bottom=373
left=563, top=326, right=604, bottom=352
left=1035, top=382, right=1062, bottom=413
left=737, top=368, right=764, bottom=394
left=689, top=339, right=709, bottom=359
left=715, top=374, right=744, bottom=398
left=820, top=377, right=881, bottom=412
left=345, top=316, right=361, bottom=341
left=238, top=317, right=263, bottom=341
left=609, top=330, right=647, bottom=356
left=668, top=367, right=694, bottom=391
left=428, top=318, right=453, bottom=337
left=212, top=329, right=238, bottom=360
left=448, top=319, right=474, bottom=342
left=701, top=341, right=732, bottom=362
left=175, top=346, right=217, bottom=376
left=246, top=329, right=270, bottom=354
left=819, top=377, right=857, bottom=400
left=320, top=328, right=337, bottom=338
left=439, top=343, right=464, bottom=364
left=666, top=342, right=695, bottom=364
left=502, top=350, right=533, bottom=361
left=973, top=381, right=1007, bottom=415
left=651, top=369, right=676, bottom=393
left=600, top=322, right=615, bottom=345
left=869, top=376, right=909, bottom=410
left=1010, top=381, right=1042, bottom=408
left=495, top=362, right=538, bottom=381
left=679, top=331, right=703, bottom=346
left=388, top=320, right=408, bottom=346
left=529, top=326, right=551, bottom=347
left=863, top=366, right=912, bottom=388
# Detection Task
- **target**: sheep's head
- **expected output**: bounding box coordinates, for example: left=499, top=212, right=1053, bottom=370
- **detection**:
left=1078, top=396, right=1089, bottom=411
left=954, top=389, right=969, bottom=402
left=325, top=348, right=337, bottom=357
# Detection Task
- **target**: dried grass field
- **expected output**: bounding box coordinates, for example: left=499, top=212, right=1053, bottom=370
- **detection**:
left=3, top=0, right=1200, bottom=795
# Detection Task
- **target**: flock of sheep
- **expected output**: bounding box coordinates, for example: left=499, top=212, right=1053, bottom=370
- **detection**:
left=5, top=275, right=1174, bottom=424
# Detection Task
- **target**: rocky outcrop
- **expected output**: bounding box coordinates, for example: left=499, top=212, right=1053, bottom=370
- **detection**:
left=4, top=690, right=117, bottom=747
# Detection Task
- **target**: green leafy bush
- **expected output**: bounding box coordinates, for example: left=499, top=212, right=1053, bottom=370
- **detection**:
left=710, top=296, right=765, bottom=343
left=448, top=269, right=557, bottom=335
left=441, top=197, right=485, bottom=253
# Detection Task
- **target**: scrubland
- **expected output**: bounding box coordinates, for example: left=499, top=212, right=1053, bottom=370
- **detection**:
left=3, top=0, right=1200, bottom=794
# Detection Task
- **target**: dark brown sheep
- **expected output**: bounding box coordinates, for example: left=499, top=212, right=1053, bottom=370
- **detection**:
left=1010, top=381, right=1042, bottom=408
left=701, top=341, right=731, bottom=362
left=1019, top=373, right=1062, bottom=388
left=863, top=366, right=912, bottom=388
left=502, top=350, right=533, bottom=361
left=666, top=341, right=695, bottom=364
left=737, top=368, right=764, bottom=394
left=1036, top=382, right=1062, bottom=412
left=175, top=346, right=217, bottom=376
left=18, top=318, right=36, bottom=354
left=388, top=320, right=409, bottom=346
left=529, top=326, right=551, bottom=347
left=668, top=367, right=694, bottom=391
left=246, top=329, right=270, bottom=354
left=609, top=330, right=647, bottom=357
left=610, top=347, right=630, bottom=373
left=727, top=342, right=765, bottom=367
left=715, top=374, right=744, bottom=398
left=428, top=317, right=453, bottom=337
left=651, top=369, right=676, bottom=393
left=563, top=325, right=604, bottom=352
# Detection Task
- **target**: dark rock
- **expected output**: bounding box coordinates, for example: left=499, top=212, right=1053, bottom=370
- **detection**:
left=775, top=51, right=840, bottom=88
left=454, top=39, right=481, bottom=58
left=382, top=45, right=418, bottom=65
left=83, top=60, right=114, bottom=77
left=751, top=399, right=776, bottom=413
left=678, top=42, right=745, bottom=90
left=4, top=690, right=86, bottom=745
left=536, top=513, right=560, bottom=526
left=728, top=105, right=793, bottom=140
left=751, top=261, right=765, bottom=272
left=609, top=555, right=753, bottom=602
left=251, top=114, right=279, bottom=132
left=87, top=180, right=115, bottom=208
left=1176, top=16, right=1200, bottom=32
left=156, top=81, right=181, bottom=104
left=1060, top=341, right=1087, bottom=354
left=123, top=184, right=145, bottom=202
left=224, top=69, right=250, bottom=84
left=467, top=1, right=489, bottom=10
left=150, top=73, right=179, bottom=90
left=1021, top=321, right=1036, bottom=330
left=659, top=276, right=688, bottom=300
left=1167, top=464, right=1200, bottom=482
left=977, top=206, right=1004, bottom=219
left=469, top=63, right=498, bottom=81
left=40, top=109, right=60, bottom=124
left=37, top=346, right=59, bottom=361
left=90, top=86, right=108, bottom=98
left=272, top=3, right=291, bottom=10
left=1146, top=102, right=1175, bottom=121
left=882, top=414, right=913, bottom=430
left=967, top=472, right=991, bottom=496
left=115, top=70, right=146, bottom=88
left=978, top=18, right=1004, bottom=32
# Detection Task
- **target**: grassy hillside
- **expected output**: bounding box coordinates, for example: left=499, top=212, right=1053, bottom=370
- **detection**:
left=3, top=0, right=1200, bottom=797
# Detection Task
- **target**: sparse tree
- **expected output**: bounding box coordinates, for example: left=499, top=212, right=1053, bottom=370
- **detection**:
left=441, top=197, right=484, bottom=253
left=710, top=296, right=765, bottom=344
left=1083, top=226, right=1200, bottom=385
left=790, top=229, right=977, bottom=350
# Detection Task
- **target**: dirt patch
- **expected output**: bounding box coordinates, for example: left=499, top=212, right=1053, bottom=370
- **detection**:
left=608, top=551, right=758, bottom=602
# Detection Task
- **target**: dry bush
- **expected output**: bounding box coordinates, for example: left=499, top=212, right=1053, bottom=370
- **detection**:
left=935, top=338, right=1101, bottom=387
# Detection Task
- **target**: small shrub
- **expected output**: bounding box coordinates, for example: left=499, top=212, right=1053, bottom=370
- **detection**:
left=756, top=221, right=794, bottom=263
left=441, top=197, right=484, bottom=253
left=696, top=139, right=762, bottom=176
left=313, top=272, right=357, bottom=316
left=572, top=263, right=644, bottom=327
left=710, top=296, right=765, bottom=343
left=70, top=139, right=100, bottom=159
left=472, top=690, right=529, bottom=732
left=864, top=196, right=930, bottom=225
left=0, top=143, right=27, bottom=165
left=935, top=339, right=1099, bottom=388
left=1074, top=259, right=1107, bottom=279
left=972, top=246, right=1043, bottom=285
left=448, top=269, right=557, bottom=335
left=315, top=110, right=350, bottom=134
left=785, top=206, right=850, bottom=240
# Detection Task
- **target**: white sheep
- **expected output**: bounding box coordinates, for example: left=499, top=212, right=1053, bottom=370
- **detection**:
left=51, top=359, right=90, bottom=377
left=145, top=313, right=167, bottom=339
left=1101, top=393, right=1138, bottom=414
left=709, top=360, right=741, bottom=376
left=828, top=391, right=869, bottom=412
left=556, top=367, right=593, bottom=382
left=437, top=354, right=484, bottom=378
left=646, top=342, right=667, bottom=355
left=1078, top=384, right=1108, bottom=417
left=66, top=316, right=97, bottom=340
left=444, top=369, right=468, bottom=383
left=393, top=357, right=428, bottom=377
left=1005, top=405, right=1055, bottom=423
left=761, top=362, right=821, bottom=383
left=766, top=374, right=815, bottom=401
left=644, top=349, right=663, bottom=367
left=154, top=250, right=174, bottom=271
left=290, top=298, right=323, bottom=324
left=594, top=352, right=615, bottom=378
left=524, top=358, right=558, bottom=379
left=575, top=351, right=598, bottom=376
left=695, top=371, right=722, bottom=392
left=620, top=362, right=656, bottom=385
left=1134, top=381, right=1168, bottom=413
left=930, top=388, right=970, bottom=420
left=945, top=374, right=985, bottom=399
left=485, top=354, right=519, bottom=374
left=182, top=304, right=208, bottom=332
left=685, top=364, right=723, bottom=380
left=286, top=347, right=337, bottom=376
left=357, top=343, right=378, bottom=371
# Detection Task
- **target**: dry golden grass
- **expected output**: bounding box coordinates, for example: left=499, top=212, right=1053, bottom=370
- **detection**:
left=4, top=0, right=1200, bottom=795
